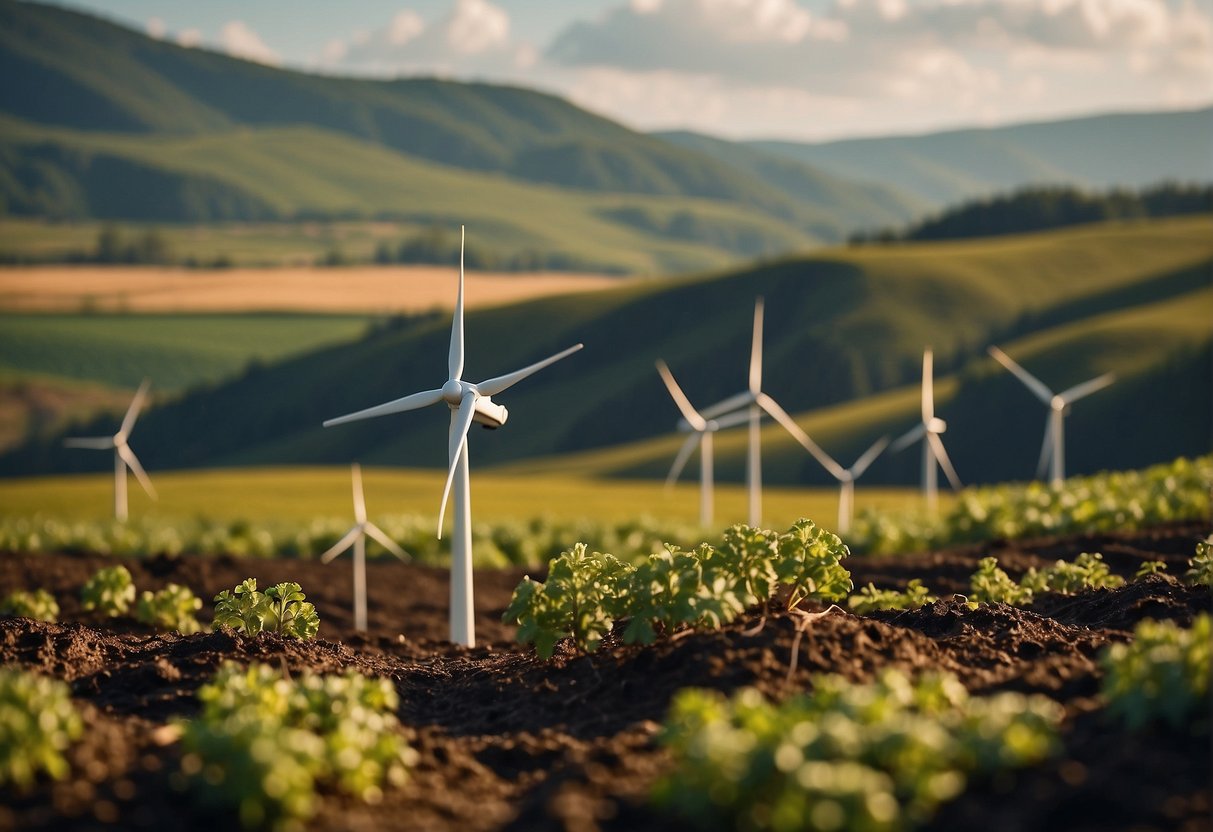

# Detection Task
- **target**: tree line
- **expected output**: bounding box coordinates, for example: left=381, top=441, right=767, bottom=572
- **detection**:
left=849, top=182, right=1212, bottom=245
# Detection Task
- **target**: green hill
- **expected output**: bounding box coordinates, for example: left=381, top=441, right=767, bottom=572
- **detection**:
left=750, top=108, right=1213, bottom=208
left=0, top=0, right=916, bottom=246
left=3, top=216, right=1208, bottom=484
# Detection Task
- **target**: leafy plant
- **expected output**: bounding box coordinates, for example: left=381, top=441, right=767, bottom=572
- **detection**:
left=180, top=662, right=415, bottom=831
left=81, top=564, right=136, bottom=617
left=1186, top=535, right=1213, bottom=587
left=0, top=668, right=83, bottom=790
left=771, top=518, right=853, bottom=608
left=849, top=579, right=935, bottom=615
left=654, top=669, right=1062, bottom=832
left=1101, top=613, right=1211, bottom=731
left=136, top=583, right=204, bottom=634
left=0, top=588, right=59, bottom=622
left=968, top=557, right=1034, bottom=606
left=1021, top=552, right=1125, bottom=595
left=212, top=579, right=320, bottom=640
left=504, top=543, right=629, bottom=658
left=1133, top=560, right=1167, bottom=580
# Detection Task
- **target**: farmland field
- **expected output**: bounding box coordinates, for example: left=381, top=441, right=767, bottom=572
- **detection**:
left=0, top=265, right=623, bottom=314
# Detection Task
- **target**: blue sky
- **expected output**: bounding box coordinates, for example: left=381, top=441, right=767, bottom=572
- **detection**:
left=60, top=0, right=1213, bottom=140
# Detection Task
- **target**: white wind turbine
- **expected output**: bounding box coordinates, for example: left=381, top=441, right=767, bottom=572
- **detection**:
left=656, top=359, right=752, bottom=528
left=890, top=350, right=962, bottom=514
left=812, top=436, right=892, bottom=535
left=693, top=298, right=842, bottom=526
left=64, top=378, right=157, bottom=521
left=323, top=227, right=583, bottom=647
left=987, top=346, right=1115, bottom=486
left=319, top=464, right=409, bottom=633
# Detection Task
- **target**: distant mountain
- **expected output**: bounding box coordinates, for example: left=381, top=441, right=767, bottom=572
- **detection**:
left=750, top=108, right=1213, bottom=208
left=0, top=0, right=921, bottom=253
left=5, top=216, right=1208, bottom=485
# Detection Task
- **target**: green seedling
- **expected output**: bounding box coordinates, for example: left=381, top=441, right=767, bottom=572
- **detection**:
left=1101, top=613, right=1210, bottom=731
left=848, top=579, right=935, bottom=614
left=0, top=668, right=83, bottom=790
left=0, top=588, right=59, bottom=622
left=136, top=583, right=204, bottom=634
left=81, top=564, right=136, bottom=617
left=213, top=579, right=320, bottom=640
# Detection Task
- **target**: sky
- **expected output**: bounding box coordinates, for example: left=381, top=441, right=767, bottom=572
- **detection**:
left=60, top=0, right=1213, bottom=141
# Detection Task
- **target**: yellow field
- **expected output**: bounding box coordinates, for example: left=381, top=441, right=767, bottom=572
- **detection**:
left=0, top=467, right=933, bottom=530
left=0, top=266, right=624, bottom=314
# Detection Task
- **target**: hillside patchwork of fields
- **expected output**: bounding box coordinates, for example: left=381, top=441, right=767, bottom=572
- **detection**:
left=3, top=215, right=1208, bottom=486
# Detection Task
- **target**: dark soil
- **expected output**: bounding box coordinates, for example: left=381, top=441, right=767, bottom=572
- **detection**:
left=1, top=522, right=1210, bottom=832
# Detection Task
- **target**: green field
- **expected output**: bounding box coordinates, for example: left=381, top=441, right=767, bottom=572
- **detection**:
left=0, top=313, right=375, bottom=391
left=0, top=466, right=929, bottom=530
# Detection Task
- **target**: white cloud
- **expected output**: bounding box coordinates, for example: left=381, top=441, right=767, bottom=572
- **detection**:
left=219, top=20, right=280, bottom=66
left=318, top=0, right=527, bottom=77
left=145, top=17, right=165, bottom=39
left=177, top=28, right=202, bottom=48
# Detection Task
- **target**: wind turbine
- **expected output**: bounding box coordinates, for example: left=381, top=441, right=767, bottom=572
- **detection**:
left=814, top=436, right=891, bottom=535
left=64, top=379, right=157, bottom=521
left=694, top=298, right=842, bottom=526
left=656, top=360, right=752, bottom=527
left=987, top=346, right=1115, bottom=486
left=319, top=464, right=409, bottom=632
left=890, top=350, right=962, bottom=514
left=323, top=226, right=583, bottom=647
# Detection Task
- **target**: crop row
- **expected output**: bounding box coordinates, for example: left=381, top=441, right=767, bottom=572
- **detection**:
left=4, top=614, right=1206, bottom=831
left=504, top=519, right=853, bottom=658
left=656, top=613, right=1210, bottom=832
left=850, top=455, right=1211, bottom=555
left=1, top=456, right=1207, bottom=564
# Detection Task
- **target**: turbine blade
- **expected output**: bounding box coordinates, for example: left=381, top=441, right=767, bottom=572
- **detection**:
left=437, top=393, right=477, bottom=537
left=756, top=393, right=847, bottom=480
left=698, top=390, right=757, bottom=421
left=987, top=346, right=1054, bottom=404
left=365, top=523, right=410, bottom=562
left=665, top=433, right=701, bottom=490
left=656, top=360, right=707, bottom=431
left=319, top=526, right=362, bottom=564
left=711, top=408, right=754, bottom=430
left=922, top=349, right=934, bottom=422
left=64, top=437, right=115, bottom=449
left=926, top=431, right=962, bottom=491
left=1058, top=373, right=1115, bottom=405
left=890, top=422, right=926, bottom=453
left=117, top=443, right=157, bottom=500
left=351, top=463, right=366, bottom=524
left=449, top=225, right=466, bottom=380
left=849, top=435, right=891, bottom=479
left=323, top=388, right=444, bottom=427
left=749, top=297, right=764, bottom=394
left=120, top=378, right=152, bottom=437
left=474, top=343, right=583, bottom=397
left=1035, top=414, right=1054, bottom=480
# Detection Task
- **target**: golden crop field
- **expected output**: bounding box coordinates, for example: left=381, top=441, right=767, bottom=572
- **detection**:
left=0, top=266, right=624, bottom=314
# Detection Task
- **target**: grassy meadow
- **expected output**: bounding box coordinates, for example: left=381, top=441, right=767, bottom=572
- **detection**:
left=0, top=466, right=931, bottom=531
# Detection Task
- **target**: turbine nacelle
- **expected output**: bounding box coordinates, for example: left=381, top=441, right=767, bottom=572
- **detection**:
left=927, top=417, right=947, bottom=434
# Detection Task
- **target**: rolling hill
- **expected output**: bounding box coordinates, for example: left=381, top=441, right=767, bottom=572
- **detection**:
left=0, top=0, right=920, bottom=256
left=745, top=108, right=1213, bottom=209
left=4, top=215, right=1209, bottom=485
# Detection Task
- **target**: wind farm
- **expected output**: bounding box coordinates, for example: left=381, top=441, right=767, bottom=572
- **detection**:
left=0, top=3, right=1210, bottom=830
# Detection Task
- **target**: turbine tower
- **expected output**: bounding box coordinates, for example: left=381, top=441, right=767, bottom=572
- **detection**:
left=64, top=378, right=157, bottom=521
left=695, top=298, right=841, bottom=526
left=656, top=359, right=751, bottom=527
left=812, top=436, right=891, bottom=535
left=323, top=227, right=583, bottom=647
left=987, top=346, right=1115, bottom=486
left=318, top=464, right=409, bottom=632
left=891, top=350, right=962, bottom=514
